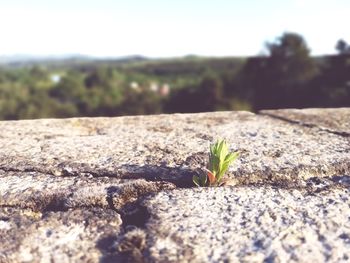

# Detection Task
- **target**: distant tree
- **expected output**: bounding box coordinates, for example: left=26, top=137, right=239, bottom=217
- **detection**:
left=252, top=32, right=318, bottom=110
left=265, top=32, right=317, bottom=83
left=311, top=42, right=350, bottom=107
left=50, top=70, right=85, bottom=103
left=119, top=89, right=162, bottom=115
left=29, top=66, right=48, bottom=80
left=165, top=74, right=225, bottom=113
left=196, top=74, right=224, bottom=111
left=49, top=70, right=84, bottom=116
left=335, top=39, right=350, bottom=54
left=83, top=68, right=125, bottom=116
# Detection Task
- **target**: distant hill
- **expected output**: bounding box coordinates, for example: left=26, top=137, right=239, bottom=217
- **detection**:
left=0, top=54, right=149, bottom=68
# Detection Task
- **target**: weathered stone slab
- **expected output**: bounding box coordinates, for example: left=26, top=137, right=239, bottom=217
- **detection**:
left=0, top=111, right=349, bottom=187
left=142, top=181, right=350, bottom=263
left=0, top=207, right=123, bottom=263
left=0, top=171, right=175, bottom=211
left=261, top=108, right=350, bottom=136
left=0, top=109, right=349, bottom=262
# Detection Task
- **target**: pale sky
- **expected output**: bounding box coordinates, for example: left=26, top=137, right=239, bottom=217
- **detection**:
left=0, top=0, right=348, bottom=57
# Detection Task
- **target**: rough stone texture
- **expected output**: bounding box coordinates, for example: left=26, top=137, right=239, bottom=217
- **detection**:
left=0, top=108, right=350, bottom=262
left=142, top=180, right=350, bottom=263
left=0, top=111, right=349, bottom=187
left=261, top=108, right=350, bottom=136
left=0, top=170, right=175, bottom=211
left=0, top=207, right=124, bottom=263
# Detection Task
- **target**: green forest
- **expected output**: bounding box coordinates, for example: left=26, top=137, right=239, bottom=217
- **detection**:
left=0, top=32, right=349, bottom=120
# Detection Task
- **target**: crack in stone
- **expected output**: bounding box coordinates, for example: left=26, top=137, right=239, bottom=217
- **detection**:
left=0, top=166, right=49, bottom=175
left=0, top=165, right=117, bottom=179
left=1, top=111, right=349, bottom=262
left=260, top=112, right=350, bottom=137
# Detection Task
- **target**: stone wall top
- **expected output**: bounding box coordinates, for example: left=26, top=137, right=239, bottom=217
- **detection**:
left=0, top=108, right=349, bottom=262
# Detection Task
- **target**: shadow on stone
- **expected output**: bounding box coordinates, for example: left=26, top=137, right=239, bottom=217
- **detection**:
left=118, top=163, right=200, bottom=187
left=96, top=235, right=125, bottom=263
left=119, top=202, right=150, bottom=229
left=331, top=175, right=350, bottom=186
left=96, top=231, right=146, bottom=263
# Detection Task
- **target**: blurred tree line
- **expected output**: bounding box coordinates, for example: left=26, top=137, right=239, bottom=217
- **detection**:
left=0, top=32, right=349, bottom=120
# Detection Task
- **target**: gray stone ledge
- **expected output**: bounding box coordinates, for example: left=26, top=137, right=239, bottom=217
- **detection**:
left=0, top=110, right=349, bottom=187
left=142, top=184, right=350, bottom=263
left=261, top=108, right=350, bottom=136
left=0, top=108, right=349, bottom=262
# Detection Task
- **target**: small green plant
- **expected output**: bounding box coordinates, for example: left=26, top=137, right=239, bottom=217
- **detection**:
left=193, top=139, right=239, bottom=187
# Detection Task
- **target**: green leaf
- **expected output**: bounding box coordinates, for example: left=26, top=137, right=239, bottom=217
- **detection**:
left=193, top=175, right=201, bottom=187
left=210, top=144, right=216, bottom=156
left=217, top=152, right=239, bottom=182
left=199, top=172, right=208, bottom=186
left=216, top=140, right=223, bottom=156
left=205, top=140, right=239, bottom=186
left=219, top=140, right=228, bottom=164
left=208, top=154, right=214, bottom=172
left=224, top=151, right=239, bottom=165
left=209, top=154, right=220, bottom=174
left=193, top=173, right=208, bottom=187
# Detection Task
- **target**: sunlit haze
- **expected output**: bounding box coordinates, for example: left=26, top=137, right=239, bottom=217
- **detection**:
left=0, top=0, right=349, bottom=57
